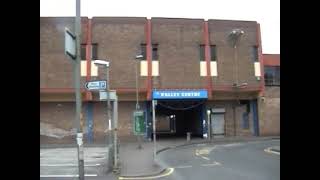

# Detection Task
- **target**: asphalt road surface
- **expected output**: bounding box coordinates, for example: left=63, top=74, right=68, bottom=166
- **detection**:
left=156, top=139, right=280, bottom=180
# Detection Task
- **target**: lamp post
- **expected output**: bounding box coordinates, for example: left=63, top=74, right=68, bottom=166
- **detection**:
left=229, top=29, right=244, bottom=137
left=206, top=109, right=211, bottom=140
left=135, top=54, right=143, bottom=149
left=93, top=60, right=118, bottom=170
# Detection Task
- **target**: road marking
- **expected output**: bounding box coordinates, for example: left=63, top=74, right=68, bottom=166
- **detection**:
left=40, top=163, right=101, bottom=167
left=264, top=148, right=280, bottom=155
left=118, top=168, right=174, bottom=180
left=201, top=162, right=221, bottom=167
left=175, top=165, right=192, bottom=169
left=221, top=143, right=243, bottom=147
left=200, top=156, right=210, bottom=160
left=40, top=174, right=98, bottom=177
left=195, top=148, right=211, bottom=161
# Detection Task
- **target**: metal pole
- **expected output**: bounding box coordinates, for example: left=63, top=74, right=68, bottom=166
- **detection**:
left=113, top=94, right=119, bottom=171
left=106, top=66, right=113, bottom=168
left=135, top=59, right=142, bottom=149
left=152, top=100, right=157, bottom=160
left=75, top=0, right=84, bottom=179
left=207, top=112, right=211, bottom=140
left=136, top=59, right=140, bottom=110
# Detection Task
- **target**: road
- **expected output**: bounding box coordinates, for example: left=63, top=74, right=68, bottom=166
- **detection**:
left=155, top=139, right=280, bottom=180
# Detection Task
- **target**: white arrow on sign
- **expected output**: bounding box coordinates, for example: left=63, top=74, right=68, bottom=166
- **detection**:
left=85, top=80, right=107, bottom=91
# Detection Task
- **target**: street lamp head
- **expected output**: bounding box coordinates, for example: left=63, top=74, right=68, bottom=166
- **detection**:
left=93, top=60, right=110, bottom=67
left=228, top=29, right=245, bottom=48
left=135, top=55, right=144, bottom=60
left=230, top=29, right=244, bottom=36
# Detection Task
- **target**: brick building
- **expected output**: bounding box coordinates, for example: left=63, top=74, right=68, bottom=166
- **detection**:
left=40, top=17, right=280, bottom=144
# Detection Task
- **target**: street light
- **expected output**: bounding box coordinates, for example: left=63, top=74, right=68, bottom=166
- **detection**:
left=206, top=109, right=212, bottom=140
left=134, top=54, right=144, bottom=149
left=228, top=29, right=244, bottom=137
left=134, top=55, right=143, bottom=110
left=93, top=59, right=117, bottom=170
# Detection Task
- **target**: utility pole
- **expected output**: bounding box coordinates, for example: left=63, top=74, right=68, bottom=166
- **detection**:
left=74, top=0, right=84, bottom=179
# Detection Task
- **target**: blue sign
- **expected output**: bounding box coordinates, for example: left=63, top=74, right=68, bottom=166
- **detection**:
left=152, top=90, right=208, bottom=100
left=85, top=80, right=107, bottom=91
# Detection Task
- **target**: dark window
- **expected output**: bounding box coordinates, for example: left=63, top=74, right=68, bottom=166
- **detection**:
left=264, top=66, right=280, bottom=86
left=91, top=43, right=98, bottom=60
left=81, top=44, right=86, bottom=60
left=80, top=44, right=98, bottom=60
left=140, top=44, right=147, bottom=59
left=251, top=46, right=259, bottom=62
left=199, top=45, right=205, bottom=61
left=210, top=45, right=217, bottom=61
left=152, top=44, right=158, bottom=60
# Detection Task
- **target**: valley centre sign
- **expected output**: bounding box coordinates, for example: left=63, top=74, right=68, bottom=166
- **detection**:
left=152, top=89, right=208, bottom=100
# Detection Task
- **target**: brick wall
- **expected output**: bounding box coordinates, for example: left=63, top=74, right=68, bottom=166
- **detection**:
left=91, top=17, right=147, bottom=90
left=208, top=20, right=259, bottom=86
left=40, top=17, right=88, bottom=89
left=259, top=87, right=280, bottom=136
left=151, top=18, right=207, bottom=89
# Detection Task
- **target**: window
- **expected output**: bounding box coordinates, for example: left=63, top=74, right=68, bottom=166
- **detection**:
left=91, top=43, right=98, bottom=60
left=251, top=46, right=259, bottom=62
left=80, top=44, right=98, bottom=60
left=152, top=44, right=158, bottom=60
left=210, top=45, right=217, bottom=61
left=140, top=44, right=147, bottom=59
left=140, top=43, right=158, bottom=60
left=264, top=66, right=280, bottom=86
left=199, top=45, right=205, bottom=61
left=81, top=44, right=86, bottom=60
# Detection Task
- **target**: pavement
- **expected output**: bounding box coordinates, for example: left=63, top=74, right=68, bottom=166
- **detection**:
left=40, top=136, right=279, bottom=179
left=40, top=146, right=112, bottom=179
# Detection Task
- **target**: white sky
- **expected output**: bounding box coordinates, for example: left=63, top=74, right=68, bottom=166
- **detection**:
left=40, top=0, right=279, bottom=54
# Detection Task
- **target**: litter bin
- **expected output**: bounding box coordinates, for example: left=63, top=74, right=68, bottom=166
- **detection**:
left=187, top=132, right=191, bottom=142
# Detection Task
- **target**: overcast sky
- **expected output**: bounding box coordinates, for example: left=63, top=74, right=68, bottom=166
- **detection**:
left=40, top=0, right=279, bottom=54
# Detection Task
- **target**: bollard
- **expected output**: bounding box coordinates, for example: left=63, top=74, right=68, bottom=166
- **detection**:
left=187, top=132, right=191, bottom=142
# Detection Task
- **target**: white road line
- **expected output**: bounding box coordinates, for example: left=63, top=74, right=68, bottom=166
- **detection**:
left=264, top=148, right=280, bottom=155
left=201, top=162, right=221, bottom=166
left=40, top=174, right=98, bottom=177
left=200, top=156, right=210, bottom=160
left=40, top=163, right=101, bottom=167
left=175, top=165, right=192, bottom=169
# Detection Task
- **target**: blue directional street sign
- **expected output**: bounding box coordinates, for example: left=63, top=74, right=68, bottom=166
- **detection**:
left=85, top=80, right=107, bottom=91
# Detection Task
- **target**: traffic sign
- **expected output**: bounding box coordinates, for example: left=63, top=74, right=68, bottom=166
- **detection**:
left=64, top=28, right=76, bottom=60
left=133, top=110, right=145, bottom=135
left=85, top=80, right=107, bottom=91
